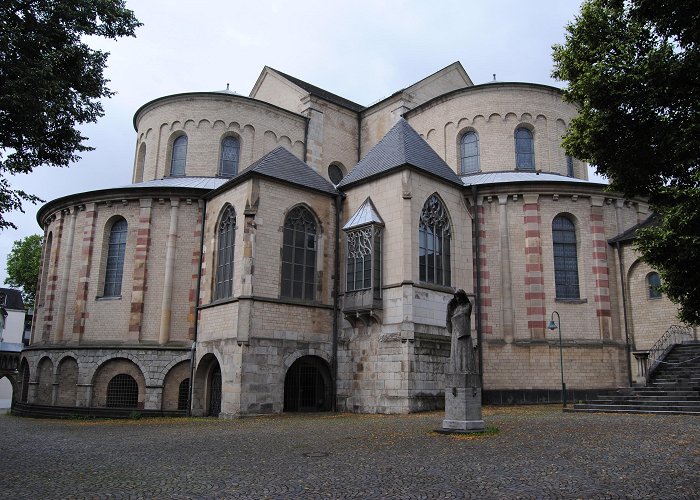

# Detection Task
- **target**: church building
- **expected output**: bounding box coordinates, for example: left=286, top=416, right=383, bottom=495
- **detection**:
left=15, top=62, right=681, bottom=417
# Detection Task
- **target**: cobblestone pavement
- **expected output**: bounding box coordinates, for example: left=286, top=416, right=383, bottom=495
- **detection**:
left=1, top=406, right=699, bottom=499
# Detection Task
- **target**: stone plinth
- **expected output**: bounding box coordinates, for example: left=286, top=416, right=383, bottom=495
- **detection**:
left=439, top=372, right=484, bottom=433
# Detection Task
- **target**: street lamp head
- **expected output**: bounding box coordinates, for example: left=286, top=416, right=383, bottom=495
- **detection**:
left=547, top=319, right=558, bottom=331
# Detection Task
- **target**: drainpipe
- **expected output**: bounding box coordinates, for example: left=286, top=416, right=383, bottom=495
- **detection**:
left=616, top=240, right=633, bottom=386
left=471, top=185, right=483, bottom=388
left=188, top=199, right=207, bottom=416
left=331, top=194, right=342, bottom=411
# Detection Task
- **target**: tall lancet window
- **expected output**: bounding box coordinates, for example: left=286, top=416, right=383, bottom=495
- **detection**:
left=460, top=131, right=480, bottom=174
left=552, top=214, right=579, bottom=299
left=419, top=194, right=451, bottom=286
left=344, top=198, right=383, bottom=296
left=214, top=205, right=236, bottom=300
left=170, top=135, right=188, bottom=176
left=281, top=206, right=317, bottom=301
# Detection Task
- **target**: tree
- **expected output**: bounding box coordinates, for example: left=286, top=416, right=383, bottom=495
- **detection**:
left=4, top=234, right=42, bottom=309
left=552, top=0, right=700, bottom=324
left=0, top=0, right=141, bottom=230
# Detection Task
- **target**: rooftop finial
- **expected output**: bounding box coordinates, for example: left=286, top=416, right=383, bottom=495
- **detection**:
left=226, top=83, right=230, bottom=90
left=493, top=73, right=496, bottom=81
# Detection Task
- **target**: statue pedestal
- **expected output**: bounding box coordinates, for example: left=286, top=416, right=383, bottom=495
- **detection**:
left=438, top=372, right=485, bottom=433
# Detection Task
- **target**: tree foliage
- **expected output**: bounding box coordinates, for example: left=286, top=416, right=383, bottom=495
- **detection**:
left=0, top=0, right=141, bottom=230
left=4, top=234, right=42, bottom=309
left=552, top=0, right=700, bottom=324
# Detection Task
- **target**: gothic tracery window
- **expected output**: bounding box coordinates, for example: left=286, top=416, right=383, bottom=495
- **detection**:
left=281, top=206, right=317, bottom=300
left=419, top=195, right=451, bottom=286
left=214, top=205, right=236, bottom=300
left=346, top=227, right=382, bottom=293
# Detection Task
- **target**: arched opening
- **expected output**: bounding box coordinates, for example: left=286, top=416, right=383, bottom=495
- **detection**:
left=56, top=357, right=78, bottom=407
left=36, top=357, right=54, bottom=405
left=284, top=356, right=332, bottom=412
left=161, top=361, right=190, bottom=411
left=178, top=378, right=190, bottom=411
left=106, top=374, right=138, bottom=408
left=0, top=375, right=13, bottom=409
left=208, top=365, right=222, bottom=417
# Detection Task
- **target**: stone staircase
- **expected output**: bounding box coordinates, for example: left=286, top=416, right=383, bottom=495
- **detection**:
left=570, top=342, right=700, bottom=415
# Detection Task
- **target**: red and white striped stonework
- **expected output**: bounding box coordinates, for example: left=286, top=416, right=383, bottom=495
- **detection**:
left=523, top=197, right=546, bottom=339
left=73, top=204, right=97, bottom=340
left=474, top=204, right=492, bottom=335
left=129, top=199, right=152, bottom=341
left=590, top=202, right=612, bottom=339
left=41, top=213, right=64, bottom=342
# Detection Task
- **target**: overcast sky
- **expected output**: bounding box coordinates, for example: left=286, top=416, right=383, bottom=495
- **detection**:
left=1, top=0, right=599, bottom=285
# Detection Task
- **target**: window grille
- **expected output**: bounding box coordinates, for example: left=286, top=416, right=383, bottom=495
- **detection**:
left=106, top=374, right=138, bottom=408
left=214, top=206, right=236, bottom=300
left=419, top=195, right=451, bottom=286
left=208, top=367, right=221, bottom=417
left=104, top=219, right=128, bottom=297
left=281, top=207, right=317, bottom=300
left=460, top=131, right=480, bottom=174
left=552, top=215, right=579, bottom=299
left=346, top=227, right=379, bottom=292
left=178, top=378, right=190, bottom=410
left=515, top=128, right=535, bottom=170
left=220, top=136, right=240, bottom=177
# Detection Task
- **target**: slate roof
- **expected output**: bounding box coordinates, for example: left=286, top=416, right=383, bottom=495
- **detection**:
left=608, top=213, right=660, bottom=244
left=0, top=288, right=24, bottom=310
left=461, top=171, right=605, bottom=186
left=343, top=197, right=385, bottom=230
left=338, top=119, right=463, bottom=189
left=270, top=68, right=365, bottom=113
left=119, top=177, right=229, bottom=190
left=212, top=146, right=338, bottom=197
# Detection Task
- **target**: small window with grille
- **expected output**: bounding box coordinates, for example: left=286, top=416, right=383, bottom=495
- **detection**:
left=178, top=378, right=190, bottom=410
left=106, top=373, right=139, bottom=408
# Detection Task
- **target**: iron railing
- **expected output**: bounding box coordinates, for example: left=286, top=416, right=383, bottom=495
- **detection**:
left=646, top=324, right=693, bottom=381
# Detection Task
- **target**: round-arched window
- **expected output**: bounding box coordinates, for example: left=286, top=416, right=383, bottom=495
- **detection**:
left=106, top=374, right=138, bottom=408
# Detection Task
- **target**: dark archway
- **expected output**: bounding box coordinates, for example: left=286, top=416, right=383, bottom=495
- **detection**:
left=106, top=374, right=139, bottom=408
left=284, top=356, right=332, bottom=412
left=208, top=366, right=221, bottom=417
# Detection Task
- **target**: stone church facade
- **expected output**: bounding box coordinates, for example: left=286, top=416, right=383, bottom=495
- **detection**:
left=15, top=62, right=682, bottom=417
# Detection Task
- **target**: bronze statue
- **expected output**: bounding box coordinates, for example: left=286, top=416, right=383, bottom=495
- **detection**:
left=446, top=289, right=475, bottom=373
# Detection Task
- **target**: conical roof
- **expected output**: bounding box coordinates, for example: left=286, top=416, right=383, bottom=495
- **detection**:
left=343, top=197, right=384, bottom=230
left=338, top=119, right=463, bottom=188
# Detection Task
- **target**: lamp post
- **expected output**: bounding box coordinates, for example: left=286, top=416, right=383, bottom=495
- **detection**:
left=547, top=311, right=566, bottom=408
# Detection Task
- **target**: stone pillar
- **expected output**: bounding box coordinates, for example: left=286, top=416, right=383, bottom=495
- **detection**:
left=144, top=385, right=162, bottom=410
left=129, top=198, right=152, bottom=342
left=590, top=197, right=612, bottom=340
left=54, top=207, right=78, bottom=343
left=498, top=195, right=514, bottom=342
left=476, top=200, right=492, bottom=336
left=301, top=96, right=324, bottom=173
left=73, top=203, right=98, bottom=343
left=76, top=383, right=92, bottom=407
left=159, top=198, right=180, bottom=345
left=522, top=194, right=546, bottom=339
left=632, top=351, right=649, bottom=386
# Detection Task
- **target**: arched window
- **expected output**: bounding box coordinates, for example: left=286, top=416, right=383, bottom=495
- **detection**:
left=103, top=218, right=128, bottom=297
left=552, top=215, right=579, bottom=299
left=460, top=131, right=480, bottom=174
left=281, top=206, right=317, bottom=300
left=219, top=136, right=240, bottom=177
left=135, top=143, right=146, bottom=182
left=647, top=272, right=662, bottom=299
left=106, top=374, right=138, bottom=408
left=40, top=232, right=52, bottom=306
left=515, top=127, right=535, bottom=170
left=178, top=378, right=190, bottom=410
left=214, top=205, right=236, bottom=300
left=170, top=135, right=187, bottom=176
left=419, top=195, right=451, bottom=286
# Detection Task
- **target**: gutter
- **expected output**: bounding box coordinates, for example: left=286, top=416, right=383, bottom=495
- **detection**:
left=188, top=198, right=207, bottom=416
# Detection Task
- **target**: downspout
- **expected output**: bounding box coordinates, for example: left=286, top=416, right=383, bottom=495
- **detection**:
left=616, top=240, right=633, bottom=386
left=188, top=198, right=207, bottom=416
left=357, top=113, right=362, bottom=162
left=303, top=116, right=309, bottom=163
left=471, top=185, right=483, bottom=388
left=331, top=194, right=342, bottom=411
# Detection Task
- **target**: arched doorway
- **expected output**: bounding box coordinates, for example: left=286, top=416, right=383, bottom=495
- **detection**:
left=284, top=356, right=332, bottom=412
left=106, top=374, right=139, bottom=408
left=208, top=365, right=221, bottom=417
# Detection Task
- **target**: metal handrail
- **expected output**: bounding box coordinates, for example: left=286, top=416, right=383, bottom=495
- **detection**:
left=646, top=324, right=693, bottom=381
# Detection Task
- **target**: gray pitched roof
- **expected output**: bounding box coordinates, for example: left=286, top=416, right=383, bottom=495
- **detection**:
left=0, top=288, right=25, bottom=310
left=608, top=214, right=660, bottom=244
left=214, top=146, right=338, bottom=196
left=338, top=119, right=463, bottom=188
left=270, top=68, right=365, bottom=113
left=461, top=171, right=605, bottom=186
left=343, top=197, right=385, bottom=230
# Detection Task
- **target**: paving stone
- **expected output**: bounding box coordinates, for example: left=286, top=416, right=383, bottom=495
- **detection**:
left=0, top=405, right=698, bottom=498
